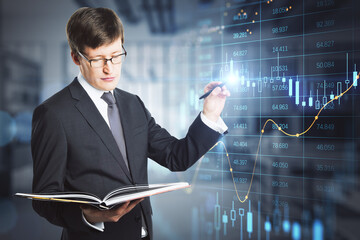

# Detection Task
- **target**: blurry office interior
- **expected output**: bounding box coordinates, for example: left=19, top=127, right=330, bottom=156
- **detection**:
left=0, top=0, right=360, bottom=240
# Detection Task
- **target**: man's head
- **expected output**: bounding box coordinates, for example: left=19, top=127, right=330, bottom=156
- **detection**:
left=67, top=7, right=124, bottom=55
left=67, top=7, right=125, bottom=91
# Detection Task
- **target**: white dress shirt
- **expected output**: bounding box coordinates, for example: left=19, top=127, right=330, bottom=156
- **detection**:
left=77, top=72, right=228, bottom=232
left=77, top=73, right=112, bottom=128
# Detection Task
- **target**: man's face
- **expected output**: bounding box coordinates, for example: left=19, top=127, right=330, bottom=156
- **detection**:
left=76, top=37, right=124, bottom=91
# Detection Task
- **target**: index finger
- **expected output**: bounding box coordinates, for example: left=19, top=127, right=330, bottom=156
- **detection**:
left=112, top=198, right=144, bottom=215
left=204, top=81, right=223, bottom=92
left=112, top=201, right=131, bottom=211
left=220, top=85, right=228, bottom=91
left=128, top=198, right=144, bottom=208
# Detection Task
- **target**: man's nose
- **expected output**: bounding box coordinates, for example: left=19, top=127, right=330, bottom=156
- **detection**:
left=103, top=60, right=113, bottom=74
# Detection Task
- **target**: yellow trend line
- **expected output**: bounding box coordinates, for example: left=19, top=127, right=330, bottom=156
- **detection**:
left=182, top=155, right=205, bottom=194
left=185, top=73, right=358, bottom=203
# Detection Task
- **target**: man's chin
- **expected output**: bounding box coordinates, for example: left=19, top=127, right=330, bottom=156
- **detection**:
left=98, top=81, right=119, bottom=91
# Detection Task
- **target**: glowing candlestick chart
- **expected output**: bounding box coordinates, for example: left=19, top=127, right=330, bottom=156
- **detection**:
left=180, top=0, right=360, bottom=240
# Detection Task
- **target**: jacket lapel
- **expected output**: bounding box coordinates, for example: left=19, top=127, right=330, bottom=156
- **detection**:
left=68, top=79, right=132, bottom=181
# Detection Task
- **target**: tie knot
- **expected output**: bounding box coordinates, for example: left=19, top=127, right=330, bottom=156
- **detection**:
left=101, top=92, right=116, bottom=105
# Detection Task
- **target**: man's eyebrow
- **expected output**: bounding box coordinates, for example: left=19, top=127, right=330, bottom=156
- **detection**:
left=88, top=50, right=123, bottom=58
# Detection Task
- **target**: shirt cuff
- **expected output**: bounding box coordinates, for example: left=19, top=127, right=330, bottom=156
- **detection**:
left=200, top=112, right=228, bottom=134
left=82, top=211, right=104, bottom=232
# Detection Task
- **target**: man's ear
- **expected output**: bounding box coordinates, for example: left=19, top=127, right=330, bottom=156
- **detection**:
left=71, top=52, right=80, bottom=66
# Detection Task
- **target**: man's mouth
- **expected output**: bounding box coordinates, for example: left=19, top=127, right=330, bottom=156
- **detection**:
left=101, top=77, right=115, bottom=82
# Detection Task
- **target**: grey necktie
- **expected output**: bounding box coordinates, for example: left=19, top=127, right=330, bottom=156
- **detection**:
left=101, top=92, right=129, bottom=169
left=102, top=91, right=148, bottom=237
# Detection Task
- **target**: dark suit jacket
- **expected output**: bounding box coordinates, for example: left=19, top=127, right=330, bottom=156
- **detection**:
left=31, top=78, right=222, bottom=240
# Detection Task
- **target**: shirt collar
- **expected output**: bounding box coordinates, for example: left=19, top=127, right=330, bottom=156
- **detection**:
left=77, top=72, right=114, bottom=99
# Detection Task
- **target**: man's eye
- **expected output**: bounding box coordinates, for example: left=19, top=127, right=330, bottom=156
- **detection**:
left=112, top=54, right=122, bottom=59
left=91, top=59, right=103, bottom=62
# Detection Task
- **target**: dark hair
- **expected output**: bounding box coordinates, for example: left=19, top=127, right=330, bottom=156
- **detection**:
left=66, top=7, right=124, bottom=54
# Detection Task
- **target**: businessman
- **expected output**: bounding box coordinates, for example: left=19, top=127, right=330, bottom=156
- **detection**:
left=31, top=7, right=230, bottom=240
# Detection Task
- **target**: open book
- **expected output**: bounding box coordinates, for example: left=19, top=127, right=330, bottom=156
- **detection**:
left=15, top=182, right=190, bottom=210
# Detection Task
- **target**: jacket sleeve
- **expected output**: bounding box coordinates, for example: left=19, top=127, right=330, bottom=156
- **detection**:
left=31, top=104, right=92, bottom=232
left=140, top=98, right=224, bottom=171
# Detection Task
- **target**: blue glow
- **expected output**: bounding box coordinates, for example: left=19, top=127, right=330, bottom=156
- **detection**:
left=292, top=222, right=301, bottom=240
left=264, top=216, right=271, bottom=232
left=289, top=78, right=293, bottom=96
left=247, top=212, right=253, bottom=233
left=309, top=96, right=313, bottom=107
left=330, top=93, right=334, bottom=99
left=295, top=80, right=300, bottom=105
left=223, top=210, right=228, bottom=236
left=283, top=220, right=291, bottom=233
left=353, top=71, right=358, bottom=87
left=313, top=219, right=323, bottom=240
left=227, top=73, right=238, bottom=85
left=222, top=212, right=228, bottom=223
left=247, top=200, right=253, bottom=234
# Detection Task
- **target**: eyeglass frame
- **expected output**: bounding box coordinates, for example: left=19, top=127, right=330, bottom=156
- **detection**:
left=77, top=45, right=127, bottom=68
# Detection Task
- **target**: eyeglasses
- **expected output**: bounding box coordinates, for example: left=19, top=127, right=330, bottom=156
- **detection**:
left=77, top=45, right=127, bottom=68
